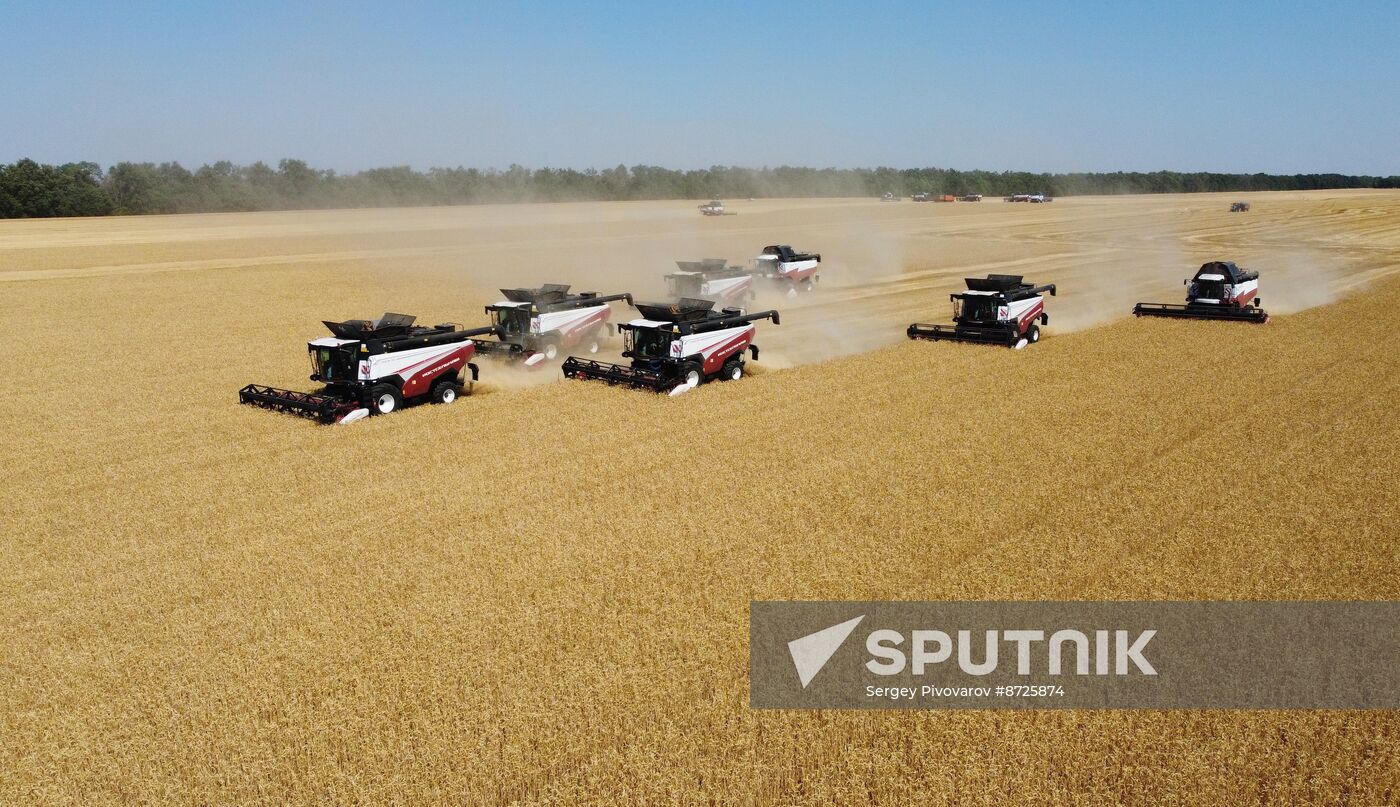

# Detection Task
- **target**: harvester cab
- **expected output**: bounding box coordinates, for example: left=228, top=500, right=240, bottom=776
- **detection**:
left=476, top=284, right=634, bottom=366
left=907, top=274, right=1056, bottom=348
left=239, top=313, right=483, bottom=424
left=665, top=259, right=756, bottom=306
left=1133, top=261, right=1267, bottom=323
left=751, top=244, right=821, bottom=297
left=561, top=297, right=780, bottom=395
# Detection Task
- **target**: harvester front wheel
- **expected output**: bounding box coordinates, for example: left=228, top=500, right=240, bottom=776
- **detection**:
left=370, top=384, right=403, bottom=415
left=681, top=363, right=703, bottom=388
left=1027, top=324, right=1041, bottom=343
left=584, top=338, right=600, bottom=354
left=431, top=381, right=460, bottom=405
left=722, top=360, right=743, bottom=381
left=543, top=342, right=559, bottom=361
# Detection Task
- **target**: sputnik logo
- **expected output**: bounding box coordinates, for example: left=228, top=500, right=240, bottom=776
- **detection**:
left=788, top=615, right=865, bottom=688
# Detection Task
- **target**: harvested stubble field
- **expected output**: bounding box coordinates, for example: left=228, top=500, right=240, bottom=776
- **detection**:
left=3, top=190, right=1399, bottom=804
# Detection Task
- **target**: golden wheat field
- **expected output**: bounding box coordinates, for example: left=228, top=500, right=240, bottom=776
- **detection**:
left=3, top=190, right=1399, bottom=804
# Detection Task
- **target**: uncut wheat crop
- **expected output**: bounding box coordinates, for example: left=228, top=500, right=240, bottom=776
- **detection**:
left=2, top=191, right=1398, bottom=804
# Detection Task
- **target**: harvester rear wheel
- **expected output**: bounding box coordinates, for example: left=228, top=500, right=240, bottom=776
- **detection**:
left=370, top=384, right=403, bottom=415
left=722, top=360, right=743, bottom=381
left=431, top=381, right=459, bottom=404
left=1027, top=324, right=1041, bottom=343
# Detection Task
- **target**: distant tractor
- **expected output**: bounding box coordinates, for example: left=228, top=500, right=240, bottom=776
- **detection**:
left=1230, top=201, right=1251, bottom=212
left=752, top=244, right=821, bottom=296
left=881, top=192, right=900, bottom=202
left=699, top=200, right=726, bottom=216
left=908, top=274, right=1056, bottom=348
left=666, top=259, right=755, bottom=307
left=961, top=193, right=983, bottom=202
left=1133, top=261, right=1268, bottom=323
left=562, top=298, right=780, bottom=395
left=239, top=313, right=483, bottom=424
left=475, top=285, right=634, bottom=366
left=911, top=192, right=930, bottom=202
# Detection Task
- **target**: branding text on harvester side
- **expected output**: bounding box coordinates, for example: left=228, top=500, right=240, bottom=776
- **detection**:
left=864, top=629, right=1157, bottom=677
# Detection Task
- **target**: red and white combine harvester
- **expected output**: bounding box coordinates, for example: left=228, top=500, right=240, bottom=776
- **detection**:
left=561, top=298, right=780, bottom=396
left=473, top=284, right=634, bottom=366
left=908, top=274, right=1057, bottom=348
left=1133, top=261, right=1268, bottom=323
left=665, top=259, right=755, bottom=306
left=239, top=313, right=482, bottom=424
left=751, top=244, right=821, bottom=296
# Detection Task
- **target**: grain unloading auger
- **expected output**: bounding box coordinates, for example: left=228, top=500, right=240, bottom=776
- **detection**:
left=239, top=313, right=483, bottom=424
left=1133, top=261, right=1268, bottom=323
left=474, top=284, right=634, bottom=366
left=908, top=274, right=1056, bottom=348
left=561, top=298, right=779, bottom=396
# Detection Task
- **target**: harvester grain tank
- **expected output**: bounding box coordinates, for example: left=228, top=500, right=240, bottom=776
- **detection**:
left=908, top=274, right=1056, bottom=348
left=1133, top=261, right=1268, bottom=323
left=474, top=284, right=634, bottom=366
left=666, top=259, right=755, bottom=306
left=561, top=298, right=779, bottom=395
left=752, top=244, right=821, bottom=296
left=239, top=313, right=483, bottom=424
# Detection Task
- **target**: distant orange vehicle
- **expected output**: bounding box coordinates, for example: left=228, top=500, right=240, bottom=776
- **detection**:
left=936, top=194, right=956, bottom=202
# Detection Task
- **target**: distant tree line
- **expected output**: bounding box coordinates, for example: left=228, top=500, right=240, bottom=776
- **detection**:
left=0, top=157, right=1396, bottom=218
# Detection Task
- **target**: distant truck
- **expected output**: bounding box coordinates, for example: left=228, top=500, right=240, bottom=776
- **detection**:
left=1230, top=201, right=1251, bottom=212
left=881, top=192, right=900, bottom=202
left=961, top=193, right=983, bottom=202
left=699, top=200, right=726, bottom=216
left=911, top=192, right=930, bottom=202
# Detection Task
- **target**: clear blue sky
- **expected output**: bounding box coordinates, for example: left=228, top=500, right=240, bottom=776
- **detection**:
left=3, top=1, right=1396, bottom=174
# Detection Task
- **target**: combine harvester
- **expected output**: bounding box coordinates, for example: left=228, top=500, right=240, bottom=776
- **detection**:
left=239, top=313, right=483, bottom=424
left=908, top=274, right=1056, bottom=349
left=665, top=259, right=755, bottom=306
left=561, top=298, right=779, bottom=396
left=1133, top=261, right=1268, bottom=323
left=752, top=244, right=821, bottom=297
left=474, top=284, right=634, bottom=366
